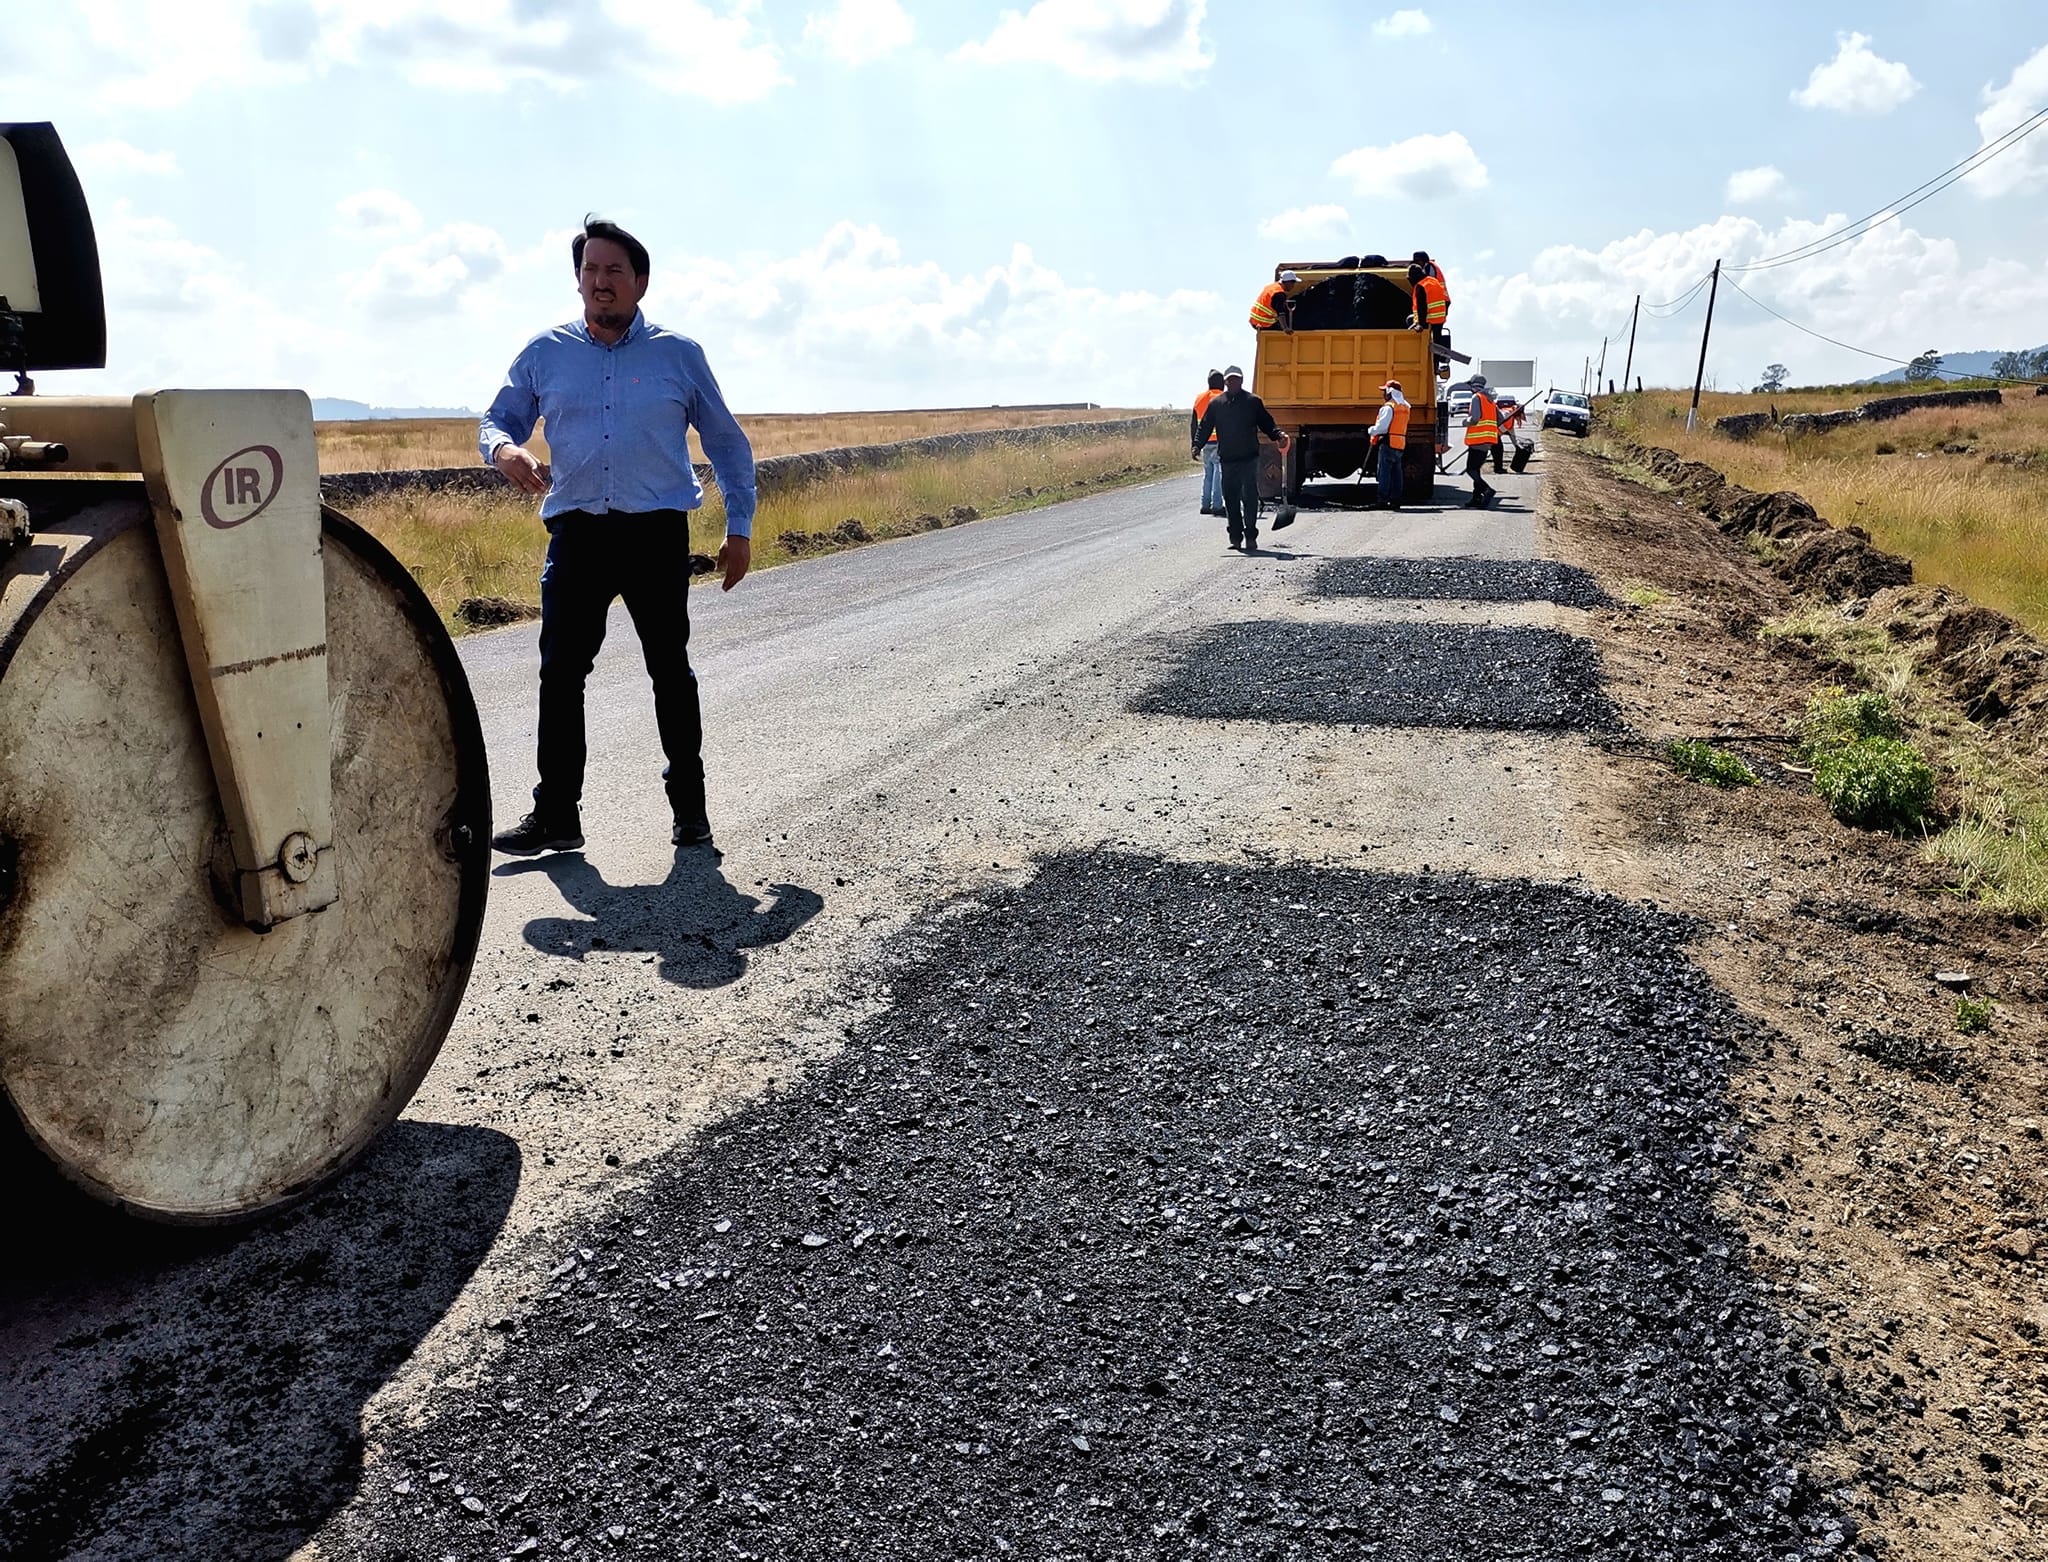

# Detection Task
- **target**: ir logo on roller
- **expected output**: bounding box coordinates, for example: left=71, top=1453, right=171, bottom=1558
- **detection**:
left=201, top=444, right=285, bottom=529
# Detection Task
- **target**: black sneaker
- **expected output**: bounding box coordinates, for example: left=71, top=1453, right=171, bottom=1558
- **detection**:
left=492, top=809, right=583, bottom=855
left=672, top=815, right=715, bottom=848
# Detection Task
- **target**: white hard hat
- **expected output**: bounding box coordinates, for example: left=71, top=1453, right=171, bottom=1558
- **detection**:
left=1278, top=269, right=1300, bottom=283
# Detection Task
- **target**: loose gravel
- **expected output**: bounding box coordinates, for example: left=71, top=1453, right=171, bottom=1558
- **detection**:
left=1313, top=556, right=1614, bottom=609
left=346, top=852, right=1856, bottom=1562
left=1133, top=622, right=1621, bottom=731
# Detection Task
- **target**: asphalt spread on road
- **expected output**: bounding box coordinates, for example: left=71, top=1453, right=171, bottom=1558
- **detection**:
left=1133, top=621, right=1622, bottom=733
left=348, top=852, right=1855, bottom=1562
left=1313, top=556, right=1615, bottom=609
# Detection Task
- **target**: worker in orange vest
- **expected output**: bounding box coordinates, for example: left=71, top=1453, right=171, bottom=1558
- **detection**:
left=1190, top=368, right=1226, bottom=514
left=1462, top=374, right=1501, bottom=508
left=1407, top=262, right=1450, bottom=341
left=1412, top=251, right=1449, bottom=295
left=1249, top=270, right=1303, bottom=331
left=1367, top=379, right=1412, bottom=509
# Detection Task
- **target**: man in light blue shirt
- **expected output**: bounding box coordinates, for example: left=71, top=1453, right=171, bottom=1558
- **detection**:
left=480, top=217, right=757, bottom=855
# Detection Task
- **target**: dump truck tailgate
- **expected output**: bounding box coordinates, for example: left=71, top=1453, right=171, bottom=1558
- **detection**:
left=1255, top=330, right=1436, bottom=422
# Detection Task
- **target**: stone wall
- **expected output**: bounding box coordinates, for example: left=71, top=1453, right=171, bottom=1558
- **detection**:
left=320, top=413, right=1178, bottom=509
left=1714, top=387, right=2003, bottom=441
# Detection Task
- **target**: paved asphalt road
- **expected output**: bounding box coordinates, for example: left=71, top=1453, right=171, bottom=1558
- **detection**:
left=7, top=454, right=1726, bottom=1562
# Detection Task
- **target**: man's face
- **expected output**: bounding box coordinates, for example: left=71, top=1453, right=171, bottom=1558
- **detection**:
left=578, top=237, right=649, bottom=328
left=1225, top=377, right=1243, bottom=394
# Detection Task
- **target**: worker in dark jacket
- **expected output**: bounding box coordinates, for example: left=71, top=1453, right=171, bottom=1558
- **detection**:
left=1194, top=366, right=1289, bottom=551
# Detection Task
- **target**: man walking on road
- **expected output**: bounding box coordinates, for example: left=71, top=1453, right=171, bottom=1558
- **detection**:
left=1367, top=379, right=1410, bottom=509
left=481, top=216, right=758, bottom=856
left=1463, top=373, right=1501, bottom=508
left=1191, top=369, right=1225, bottom=515
left=1194, top=366, right=1288, bottom=551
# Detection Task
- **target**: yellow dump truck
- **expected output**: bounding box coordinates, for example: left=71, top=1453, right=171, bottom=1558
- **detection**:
left=1252, top=260, right=1450, bottom=513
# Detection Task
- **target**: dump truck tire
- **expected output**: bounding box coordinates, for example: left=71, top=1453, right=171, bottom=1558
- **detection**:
left=0, top=487, right=489, bottom=1222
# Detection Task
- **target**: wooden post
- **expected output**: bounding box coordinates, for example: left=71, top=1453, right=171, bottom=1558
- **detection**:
left=1686, top=260, right=1721, bottom=432
left=1621, top=294, right=1640, bottom=395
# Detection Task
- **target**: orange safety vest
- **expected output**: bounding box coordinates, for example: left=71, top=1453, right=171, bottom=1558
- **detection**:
left=1499, top=402, right=1522, bottom=434
left=1194, top=387, right=1220, bottom=443
left=1465, top=391, right=1500, bottom=445
left=1414, top=274, right=1449, bottom=324
left=1386, top=401, right=1411, bottom=450
left=1249, top=281, right=1288, bottom=329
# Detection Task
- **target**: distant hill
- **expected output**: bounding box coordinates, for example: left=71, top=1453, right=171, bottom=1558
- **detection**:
left=312, top=398, right=475, bottom=422
left=1863, top=346, right=2047, bottom=385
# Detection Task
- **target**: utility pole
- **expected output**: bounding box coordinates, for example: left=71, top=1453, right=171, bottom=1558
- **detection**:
left=1582, top=356, right=1590, bottom=394
left=1596, top=335, right=1608, bottom=397
left=1686, top=259, right=1721, bottom=433
left=1621, top=294, right=1640, bottom=395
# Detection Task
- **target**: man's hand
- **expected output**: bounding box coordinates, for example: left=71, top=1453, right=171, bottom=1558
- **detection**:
left=717, top=534, right=751, bottom=592
left=492, top=442, right=550, bottom=495
left=1192, top=447, right=1202, bottom=463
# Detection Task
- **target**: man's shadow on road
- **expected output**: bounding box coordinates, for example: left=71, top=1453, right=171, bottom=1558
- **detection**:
left=499, top=850, right=824, bottom=988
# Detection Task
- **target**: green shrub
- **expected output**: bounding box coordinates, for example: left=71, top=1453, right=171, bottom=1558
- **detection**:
left=1801, top=688, right=1903, bottom=752
left=1811, top=737, right=1936, bottom=831
left=1954, top=996, right=1994, bottom=1034
left=1666, top=739, right=1758, bottom=788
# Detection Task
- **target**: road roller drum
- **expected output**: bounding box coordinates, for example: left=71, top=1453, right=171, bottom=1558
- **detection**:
left=0, top=121, right=490, bottom=1221
left=0, top=485, right=489, bottom=1219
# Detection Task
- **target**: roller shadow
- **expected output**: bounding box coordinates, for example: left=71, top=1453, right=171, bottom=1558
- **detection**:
left=0, top=1115, right=520, bottom=1562
left=508, top=849, right=823, bottom=989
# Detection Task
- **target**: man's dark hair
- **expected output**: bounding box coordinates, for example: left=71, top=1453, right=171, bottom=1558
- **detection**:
left=1406, top=263, right=1425, bottom=282
left=1207, top=369, right=1226, bottom=390
left=573, top=216, right=651, bottom=278
left=1412, top=250, right=1431, bottom=264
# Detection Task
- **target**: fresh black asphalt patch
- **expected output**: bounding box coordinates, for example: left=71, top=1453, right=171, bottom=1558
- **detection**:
left=1133, top=621, right=1621, bottom=731
left=344, top=853, right=1856, bottom=1562
left=1313, top=556, right=1614, bottom=609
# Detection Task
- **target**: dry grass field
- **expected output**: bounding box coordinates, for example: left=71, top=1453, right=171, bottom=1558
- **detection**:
left=1601, top=385, right=2048, bottom=633
left=317, top=406, right=1162, bottom=472
left=347, top=420, right=1185, bottom=629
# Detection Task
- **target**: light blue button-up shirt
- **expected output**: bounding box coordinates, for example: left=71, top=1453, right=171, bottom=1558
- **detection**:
left=478, top=310, right=758, bottom=536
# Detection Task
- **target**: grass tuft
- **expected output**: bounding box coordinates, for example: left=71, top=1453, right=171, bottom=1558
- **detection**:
left=1666, top=738, right=1758, bottom=788
left=1809, top=737, right=1936, bottom=833
left=1800, top=687, right=1904, bottom=750
left=1954, top=995, right=1995, bottom=1034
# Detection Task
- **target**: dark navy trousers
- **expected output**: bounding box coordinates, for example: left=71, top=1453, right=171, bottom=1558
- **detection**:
left=534, top=509, right=704, bottom=821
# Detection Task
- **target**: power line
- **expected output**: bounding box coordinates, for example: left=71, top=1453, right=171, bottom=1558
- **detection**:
left=1728, top=104, right=2048, bottom=274
left=1721, top=275, right=2044, bottom=384
left=1643, top=272, right=1712, bottom=316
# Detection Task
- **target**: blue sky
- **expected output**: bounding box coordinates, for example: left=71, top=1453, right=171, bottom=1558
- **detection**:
left=9, top=1, right=2048, bottom=409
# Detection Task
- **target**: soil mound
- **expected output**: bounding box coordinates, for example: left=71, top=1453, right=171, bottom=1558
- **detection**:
left=1616, top=438, right=1911, bottom=604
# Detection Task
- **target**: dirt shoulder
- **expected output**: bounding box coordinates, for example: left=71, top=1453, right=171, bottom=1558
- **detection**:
left=1543, top=443, right=2048, bottom=1559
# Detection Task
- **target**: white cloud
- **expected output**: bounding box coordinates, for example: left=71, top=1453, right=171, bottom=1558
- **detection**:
left=804, top=0, right=914, bottom=64
left=1330, top=132, right=1487, bottom=199
left=1967, top=43, right=2048, bottom=198
left=1791, top=31, right=1918, bottom=115
left=1725, top=165, right=1788, bottom=203
left=648, top=220, right=1226, bottom=408
left=344, top=223, right=511, bottom=320
left=74, top=140, right=179, bottom=178
left=24, top=0, right=786, bottom=108
left=1372, top=9, right=1430, bottom=38
left=1258, top=205, right=1352, bottom=245
left=954, top=0, right=1211, bottom=83
left=335, top=189, right=424, bottom=238
left=1457, top=208, right=2048, bottom=392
